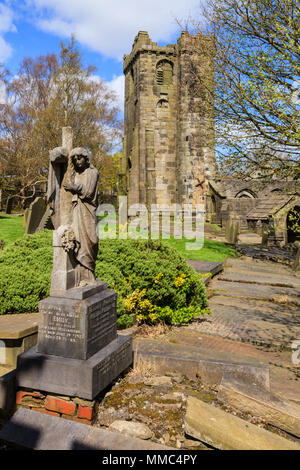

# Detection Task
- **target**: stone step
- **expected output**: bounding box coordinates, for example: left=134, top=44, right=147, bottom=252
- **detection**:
left=0, top=408, right=170, bottom=450
left=223, top=269, right=300, bottom=287
left=133, top=337, right=270, bottom=389
left=184, top=396, right=300, bottom=450
left=218, top=373, right=300, bottom=438
left=210, top=279, right=299, bottom=304
left=198, top=303, right=299, bottom=348
left=209, top=294, right=299, bottom=317
left=219, top=272, right=300, bottom=289
left=224, top=258, right=293, bottom=276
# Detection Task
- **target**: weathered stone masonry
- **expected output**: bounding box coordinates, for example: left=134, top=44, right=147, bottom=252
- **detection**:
left=120, top=31, right=217, bottom=210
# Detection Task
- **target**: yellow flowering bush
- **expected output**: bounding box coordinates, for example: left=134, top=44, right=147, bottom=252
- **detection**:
left=0, top=233, right=208, bottom=329
left=174, top=273, right=187, bottom=288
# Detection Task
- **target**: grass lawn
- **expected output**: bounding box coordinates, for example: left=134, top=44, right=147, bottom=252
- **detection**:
left=163, top=236, right=237, bottom=262
left=0, top=215, right=25, bottom=246
left=0, top=214, right=237, bottom=262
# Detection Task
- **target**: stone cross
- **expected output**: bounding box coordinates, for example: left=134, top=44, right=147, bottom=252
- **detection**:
left=60, top=127, right=73, bottom=226
left=49, top=127, right=76, bottom=296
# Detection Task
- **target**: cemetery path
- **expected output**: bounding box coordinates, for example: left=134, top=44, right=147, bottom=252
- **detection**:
left=132, top=256, right=299, bottom=404
left=183, top=256, right=300, bottom=402
left=193, top=257, right=300, bottom=350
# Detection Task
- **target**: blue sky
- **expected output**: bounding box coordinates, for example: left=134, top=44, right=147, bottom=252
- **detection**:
left=0, top=0, right=203, bottom=109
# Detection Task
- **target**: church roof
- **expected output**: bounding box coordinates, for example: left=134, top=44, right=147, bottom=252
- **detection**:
left=246, top=195, right=293, bottom=219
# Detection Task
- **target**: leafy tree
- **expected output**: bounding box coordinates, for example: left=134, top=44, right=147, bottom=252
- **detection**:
left=185, top=0, right=300, bottom=185
left=0, top=36, right=122, bottom=207
left=98, top=151, right=121, bottom=202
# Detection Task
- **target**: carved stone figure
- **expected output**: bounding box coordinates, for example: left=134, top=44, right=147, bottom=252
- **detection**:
left=63, top=147, right=99, bottom=287
left=47, top=129, right=99, bottom=292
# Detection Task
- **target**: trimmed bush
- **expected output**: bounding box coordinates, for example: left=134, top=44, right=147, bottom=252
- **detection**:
left=0, top=231, right=208, bottom=328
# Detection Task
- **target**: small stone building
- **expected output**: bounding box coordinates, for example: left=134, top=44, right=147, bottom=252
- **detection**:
left=247, top=195, right=300, bottom=246
left=120, top=31, right=217, bottom=209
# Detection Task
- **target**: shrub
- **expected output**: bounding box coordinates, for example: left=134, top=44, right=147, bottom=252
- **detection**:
left=0, top=230, right=52, bottom=315
left=0, top=232, right=208, bottom=328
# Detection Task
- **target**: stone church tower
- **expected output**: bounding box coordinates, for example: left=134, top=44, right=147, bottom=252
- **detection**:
left=120, top=31, right=217, bottom=211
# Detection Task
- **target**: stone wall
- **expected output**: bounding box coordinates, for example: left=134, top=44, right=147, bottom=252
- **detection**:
left=220, top=198, right=259, bottom=228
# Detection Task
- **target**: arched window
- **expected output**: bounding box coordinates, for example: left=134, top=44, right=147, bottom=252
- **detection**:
left=156, top=60, right=173, bottom=86
left=235, top=189, right=256, bottom=198
left=157, top=99, right=169, bottom=109
left=157, top=99, right=169, bottom=120
left=287, top=205, right=300, bottom=243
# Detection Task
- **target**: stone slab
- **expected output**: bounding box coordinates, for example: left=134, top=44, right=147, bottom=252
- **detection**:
left=0, top=313, right=39, bottom=339
left=220, top=272, right=300, bottom=289
left=0, top=408, right=170, bottom=450
left=51, top=280, right=107, bottom=300
left=133, top=338, right=270, bottom=389
left=17, top=335, right=133, bottom=400
left=37, top=288, right=117, bottom=360
left=184, top=396, right=300, bottom=450
left=0, top=369, right=16, bottom=415
left=187, top=260, right=223, bottom=277
left=218, top=373, right=300, bottom=438
left=203, top=297, right=300, bottom=348
left=211, top=279, right=298, bottom=300
left=1, top=333, right=38, bottom=368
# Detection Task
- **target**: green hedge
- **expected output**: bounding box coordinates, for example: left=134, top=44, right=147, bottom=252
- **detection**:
left=0, top=231, right=208, bottom=328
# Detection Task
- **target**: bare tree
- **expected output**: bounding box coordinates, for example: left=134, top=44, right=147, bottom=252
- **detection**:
left=0, top=36, right=122, bottom=208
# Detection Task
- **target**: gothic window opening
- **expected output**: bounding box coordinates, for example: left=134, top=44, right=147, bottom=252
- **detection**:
left=156, top=60, right=173, bottom=86
left=157, top=99, right=169, bottom=109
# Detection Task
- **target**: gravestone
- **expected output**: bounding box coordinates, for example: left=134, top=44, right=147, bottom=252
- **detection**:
left=25, top=197, right=46, bottom=234
left=17, top=127, right=132, bottom=401
left=225, top=219, right=240, bottom=244
left=293, top=243, right=300, bottom=271
left=5, top=197, right=12, bottom=214
left=36, top=206, right=53, bottom=231
left=22, top=208, right=29, bottom=227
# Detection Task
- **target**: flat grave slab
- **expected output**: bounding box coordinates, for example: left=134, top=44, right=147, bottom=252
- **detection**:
left=0, top=313, right=39, bottom=339
left=0, top=313, right=39, bottom=370
left=187, top=260, right=223, bottom=277
left=0, top=408, right=170, bottom=450
left=133, top=337, right=270, bottom=390
left=218, top=373, right=300, bottom=438
left=185, top=396, right=300, bottom=450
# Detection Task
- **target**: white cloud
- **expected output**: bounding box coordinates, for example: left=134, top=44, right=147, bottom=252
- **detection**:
left=26, top=0, right=202, bottom=60
left=90, top=73, right=124, bottom=112
left=107, top=74, right=124, bottom=110
left=0, top=79, right=6, bottom=103
left=0, top=4, right=16, bottom=62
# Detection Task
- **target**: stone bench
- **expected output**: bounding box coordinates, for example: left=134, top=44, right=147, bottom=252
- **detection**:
left=0, top=313, right=39, bottom=374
